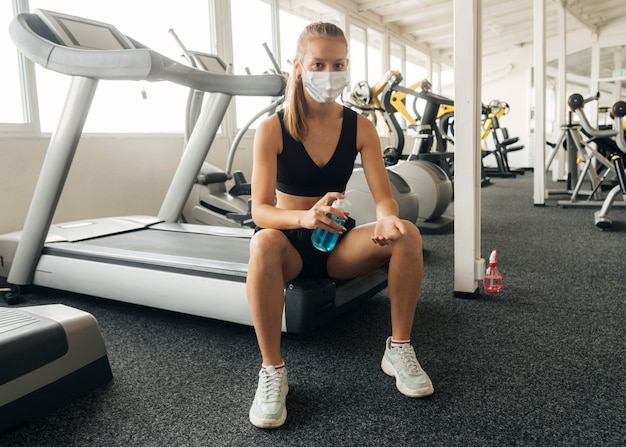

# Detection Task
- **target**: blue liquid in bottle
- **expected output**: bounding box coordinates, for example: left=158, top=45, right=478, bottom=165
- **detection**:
left=311, top=199, right=346, bottom=252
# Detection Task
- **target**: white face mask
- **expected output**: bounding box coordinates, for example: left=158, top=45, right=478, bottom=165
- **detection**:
left=301, top=70, right=348, bottom=103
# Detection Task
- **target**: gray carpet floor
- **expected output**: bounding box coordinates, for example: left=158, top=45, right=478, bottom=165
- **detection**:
left=1, top=171, right=625, bottom=446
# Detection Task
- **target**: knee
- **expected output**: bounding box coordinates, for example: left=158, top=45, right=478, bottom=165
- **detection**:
left=249, top=229, right=289, bottom=261
left=398, top=220, right=423, bottom=254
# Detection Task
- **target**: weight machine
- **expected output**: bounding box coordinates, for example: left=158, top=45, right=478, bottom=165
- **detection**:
left=548, top=93, right=626, bottom=209
left=594, top=100, right=626, bottom=229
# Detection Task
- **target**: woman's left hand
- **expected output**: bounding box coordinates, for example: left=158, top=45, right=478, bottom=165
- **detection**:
left=371, top=216, right=407, bottom=246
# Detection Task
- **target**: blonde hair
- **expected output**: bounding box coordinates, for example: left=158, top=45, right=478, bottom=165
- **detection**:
left=284, top=22, right=348, bottom=141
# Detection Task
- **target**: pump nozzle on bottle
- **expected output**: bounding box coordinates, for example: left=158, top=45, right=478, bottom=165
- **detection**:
left=488, top=249, right=497, bottom=264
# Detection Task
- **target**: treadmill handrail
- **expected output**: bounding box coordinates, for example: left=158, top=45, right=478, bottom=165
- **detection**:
left=9, top=13, right=285, bottom=97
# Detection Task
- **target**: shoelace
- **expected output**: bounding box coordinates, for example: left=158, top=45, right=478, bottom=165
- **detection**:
left=397, top=346, right=422, bottom=375
left=261, top=370, right=284, bottom=402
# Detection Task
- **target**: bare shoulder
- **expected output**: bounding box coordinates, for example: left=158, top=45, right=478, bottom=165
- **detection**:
left=257, top=112, right=281, bottom=136
left=355, top=112, right=380, bottom=151
left=254, top=113, right=282, bottom=154
left=355, top=112, right=377, bottom=132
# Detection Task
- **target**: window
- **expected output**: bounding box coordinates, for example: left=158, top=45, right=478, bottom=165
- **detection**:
left=230, top=0, right=274, bottom=131
left=390, top=41, right=404, bottom=77
left=4, top=0, right=441, bottom=136
left=28, top=1, right=210, bottom=133
left=228, top=0, right=344, bottom=130
left=598, top=45, right=626, bottom=106
left=279, top=10, right=308, bottom=72
left=349, top=24, right=367, bottom=89
left=0, top=1, right=31, bottom=127
left=367, top=29, right=383, bottom=85
left=440, top=63, right=454, bottom=97
left=406, top=47, right=427, bottom=85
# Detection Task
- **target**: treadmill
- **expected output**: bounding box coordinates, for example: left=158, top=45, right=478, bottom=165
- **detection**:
left=0, top=9, right=387, bottom=334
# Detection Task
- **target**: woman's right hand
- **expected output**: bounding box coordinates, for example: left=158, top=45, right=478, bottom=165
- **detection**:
left=301, top=192, right=348, bottom=233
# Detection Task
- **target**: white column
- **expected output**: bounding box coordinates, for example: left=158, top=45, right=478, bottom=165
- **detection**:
left=611, top=48, right=623, bottom=103
left=589, top=45, right=601, bottom=126
left=533, top=0, right=547, bottom=205
left=270, top=0, right=281, bottom=67
left=553, top=3, right=567, bottom=182
left=209, top=0, right=235, bottom=139
left=425, top=54, right=433, bottom=86
left=453, top=0, right=483, bottom=297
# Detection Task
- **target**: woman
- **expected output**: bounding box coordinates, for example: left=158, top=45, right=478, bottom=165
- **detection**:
left=247, top=22, right=433, bottom=429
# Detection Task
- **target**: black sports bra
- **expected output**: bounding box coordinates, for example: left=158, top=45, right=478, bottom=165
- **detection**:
left=276, top=107, right=358, bottom=197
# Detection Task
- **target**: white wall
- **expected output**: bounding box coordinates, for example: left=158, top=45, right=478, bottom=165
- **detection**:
left=481, top=69, right=532, bottom=169
left=0, top=133, right=252, bottom=235
left=0, top=135, right=174, bottom=234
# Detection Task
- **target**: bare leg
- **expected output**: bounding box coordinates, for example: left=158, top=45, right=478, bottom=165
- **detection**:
left=327, top=221, right=423, bottom=340
left=247, top=229, right=302, bottom=366
left=387, top=224, right=422, bottom=340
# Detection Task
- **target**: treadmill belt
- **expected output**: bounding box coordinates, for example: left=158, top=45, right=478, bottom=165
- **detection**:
left=43, top=227, right=251, bottom=277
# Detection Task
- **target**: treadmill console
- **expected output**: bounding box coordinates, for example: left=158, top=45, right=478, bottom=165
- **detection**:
left=35, top=8, right=134, bottom=50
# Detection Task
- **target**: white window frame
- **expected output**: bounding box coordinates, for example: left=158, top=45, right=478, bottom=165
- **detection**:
left=1, top=0, right=40, bottom=134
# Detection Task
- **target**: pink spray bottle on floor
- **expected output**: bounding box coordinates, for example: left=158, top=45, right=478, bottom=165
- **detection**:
left=483, top=249, right=502, bottom=293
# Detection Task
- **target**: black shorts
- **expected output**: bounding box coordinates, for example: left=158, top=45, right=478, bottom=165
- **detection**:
left=255, top=217, right=356, bottom=280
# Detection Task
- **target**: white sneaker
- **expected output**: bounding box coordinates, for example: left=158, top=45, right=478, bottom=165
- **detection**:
left=381, top=337, right=434, bottom=397
left=249, top=365, right=288, bottom=428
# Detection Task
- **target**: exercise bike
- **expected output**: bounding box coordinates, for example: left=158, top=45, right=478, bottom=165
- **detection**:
left=480, top=100, right=525, bottom=178
left=439, top=99, right=524, bottom=187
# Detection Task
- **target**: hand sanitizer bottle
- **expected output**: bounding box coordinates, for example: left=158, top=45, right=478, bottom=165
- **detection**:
left=311, top=199, right=347, bottom=252
left=483, top=249, right=503, bottom=292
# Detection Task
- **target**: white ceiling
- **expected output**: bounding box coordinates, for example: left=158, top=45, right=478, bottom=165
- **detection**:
left=356, top=1, right=622, bottom=57
left=290, top=0, right=625, bottom=82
